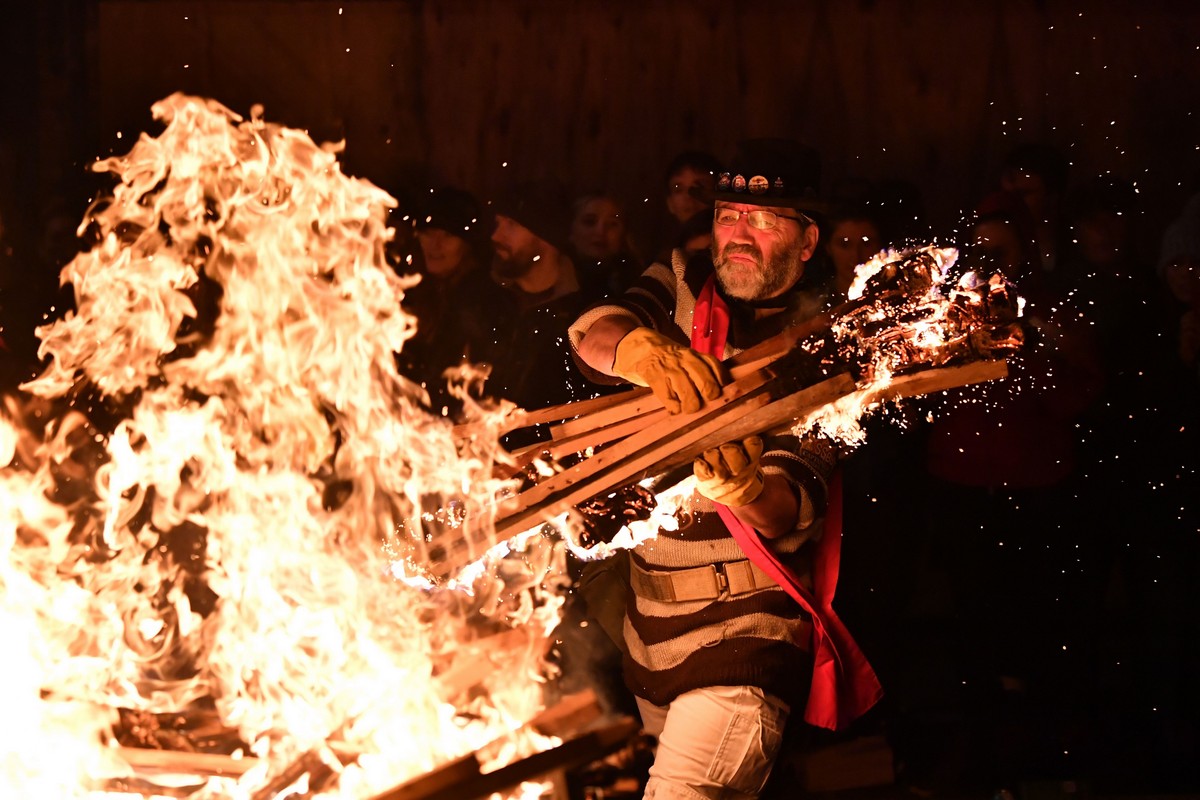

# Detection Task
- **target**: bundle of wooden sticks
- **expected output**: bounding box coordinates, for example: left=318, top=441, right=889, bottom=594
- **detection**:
left=474, top=247, right=1024, bottom=548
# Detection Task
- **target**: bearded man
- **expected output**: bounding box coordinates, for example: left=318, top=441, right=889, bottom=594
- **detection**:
left=482, top=178, right=599, bottom=423
left=568, top=140, right=880, bottom=799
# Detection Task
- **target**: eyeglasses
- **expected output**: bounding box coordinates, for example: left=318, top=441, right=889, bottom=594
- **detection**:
left=714, top=207, right=809, bottom=231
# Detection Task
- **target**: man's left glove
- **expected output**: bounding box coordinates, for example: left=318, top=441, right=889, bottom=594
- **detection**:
left=693, top=436, right=765, bottom=507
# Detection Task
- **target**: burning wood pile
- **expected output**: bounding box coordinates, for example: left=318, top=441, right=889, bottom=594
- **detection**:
left=0, top=95, right=591, bottom=799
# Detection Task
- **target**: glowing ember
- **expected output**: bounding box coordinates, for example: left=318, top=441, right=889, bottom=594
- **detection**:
left=1, top=94, right=565, bottom=798
left=802, top=245, right=1025, bottom=441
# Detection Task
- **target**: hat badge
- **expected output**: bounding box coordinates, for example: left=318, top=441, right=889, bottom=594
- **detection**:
left=732, top=174, right=748, bottom=193
left=717, top=172, right=732, bottom=191
left=748, top=175, right=769, bottom=195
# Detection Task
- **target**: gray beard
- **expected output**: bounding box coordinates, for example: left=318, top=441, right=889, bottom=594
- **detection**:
left=712, top=241, right=804, bottom=300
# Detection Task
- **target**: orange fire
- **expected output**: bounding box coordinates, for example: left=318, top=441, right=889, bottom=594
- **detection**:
left=1, top=94, right=566, bottom=798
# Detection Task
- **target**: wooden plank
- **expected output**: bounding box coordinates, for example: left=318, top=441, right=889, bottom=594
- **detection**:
left=515, top=312, right=834, bottom=444
left=517, top=407, right=671, bottom=471
left=723, top=310, right=834, bottom=372
left=433, top=626, right=536, bottom=700
left=362, top=691, right=604, bottom=800
left=500, top=365, right=779, bottom=513
left=491, top=359, right=1010, bottom=539
left=499, top=386, right=650, bottom=433
left=491, top=370, right=782, bottom=538
left=526, top=689, right=603, bottom=739
left=115, top=746, right=260, bottom=777
left=369, top=751, right=483, bottom=800
left=369, top=717, right=640, bottom=800
left=648, top=372, right=859, bottom=479
left=646, top=361, right=1008, bottom=479
left=250, top=746, right=344, bottom=800
left=545, top=337, right=812, bottom=444
left=549, top=391, right=662, bottom=441
left=867, top=358, right=1008, bottom=404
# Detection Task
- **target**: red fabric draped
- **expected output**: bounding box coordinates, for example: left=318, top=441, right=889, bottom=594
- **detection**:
left=690, top=275, right=883, bottom=730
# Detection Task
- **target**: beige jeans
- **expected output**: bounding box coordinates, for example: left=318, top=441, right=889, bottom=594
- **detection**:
left=637, top=685, right=790, bottom=800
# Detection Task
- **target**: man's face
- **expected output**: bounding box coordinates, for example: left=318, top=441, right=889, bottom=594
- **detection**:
left=491, top=215, right=547, bottom=278
left=666, top=166, right=716, bottom=223
left=710, top=201, right=818, bottom=301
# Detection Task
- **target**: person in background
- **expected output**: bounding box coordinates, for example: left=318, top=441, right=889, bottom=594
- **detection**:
left=663, top=150, right=723, bottom=226
left=1158, top=190, right=1200, bottom=376
left=822, top=202, right=884, bottom=298
left=395, top=187, right=509, bottom=416
left=1058, top=175, right=1171, bottom=396
left=655, top=150, right=725, bottom=263
left=567, top=191, right=644, bottom=301
left=672, top=207, right=714, bottom=261
left=998, top=142, right=1071, bottom=274
left=487, top=178, right=600, bottom=423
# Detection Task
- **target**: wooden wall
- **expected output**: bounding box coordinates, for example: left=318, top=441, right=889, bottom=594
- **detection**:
left=20, top=0, right=1200, bottom=247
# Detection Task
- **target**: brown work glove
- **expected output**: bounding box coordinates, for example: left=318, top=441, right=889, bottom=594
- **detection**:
left=693, top=436, right=765, bottom=507
left=612, top=327, right=723, bottom=414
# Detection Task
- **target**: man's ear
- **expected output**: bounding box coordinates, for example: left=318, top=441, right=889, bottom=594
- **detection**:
left=800, top=223, right=820, bottom=261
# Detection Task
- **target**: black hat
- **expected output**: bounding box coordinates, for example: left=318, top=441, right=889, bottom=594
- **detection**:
left=416, top=187, right=488, bottom=244
left=714, top=138, right=825, bottom=215
left=490, top=179, right=572, bottom=253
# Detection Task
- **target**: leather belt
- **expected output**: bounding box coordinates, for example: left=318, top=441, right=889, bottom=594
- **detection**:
left=630, top=558, right=778, bottom=602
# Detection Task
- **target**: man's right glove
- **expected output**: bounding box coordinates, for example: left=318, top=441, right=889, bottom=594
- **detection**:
left=612, top=327, right=723, bottom=414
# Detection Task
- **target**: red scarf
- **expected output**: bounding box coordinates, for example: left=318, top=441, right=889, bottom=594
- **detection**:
left=691, top=275, right=882, bottom=730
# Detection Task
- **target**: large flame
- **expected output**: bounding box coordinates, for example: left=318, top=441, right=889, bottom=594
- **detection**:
left=1, top=94, right=565, bottom=798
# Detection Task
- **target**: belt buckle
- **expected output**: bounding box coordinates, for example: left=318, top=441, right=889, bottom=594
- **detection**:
left=713, top=563, right=729, bottom=596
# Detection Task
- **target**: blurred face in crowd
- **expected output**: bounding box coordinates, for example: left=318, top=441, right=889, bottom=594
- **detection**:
left=491, top=214, right=549, bottom=279
left=416, top=227, right=472, bottom=278
left=711, top=201, right=818, bottom=301
left=667, top=166, right=716, bottom=224
left=973, top=218, right=1025, bottom=280
left=1164, top=258, right=1199, bottom=305
left=1076, top=211, right=1129, bottom=267
left=1001, top=168, right=1051, bottom=221
left=826, top=218, right=882, bottom=296
left=683, top=230, right=712, bottom=258
left=569, top=197, right=626, bottom=261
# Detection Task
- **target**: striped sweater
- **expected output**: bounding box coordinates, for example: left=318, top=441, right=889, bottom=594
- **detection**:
left=567, top=249, right=837, bottom=707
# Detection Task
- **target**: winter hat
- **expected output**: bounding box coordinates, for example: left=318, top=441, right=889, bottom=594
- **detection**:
left=490, top=178, right=572, bottom=253
left=416, top=187, right=488, bottom=247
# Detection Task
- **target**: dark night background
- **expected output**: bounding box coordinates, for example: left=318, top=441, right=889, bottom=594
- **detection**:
left=0, top=1, right=1197, bottom=797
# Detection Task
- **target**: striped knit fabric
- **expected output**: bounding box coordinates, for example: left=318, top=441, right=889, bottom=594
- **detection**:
left=567, top=248, right=836, bottom=708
